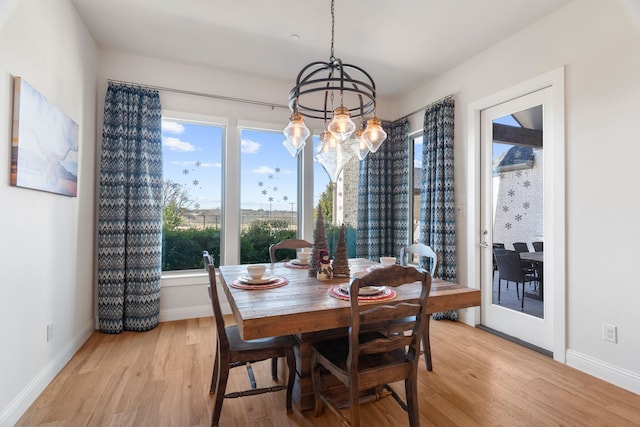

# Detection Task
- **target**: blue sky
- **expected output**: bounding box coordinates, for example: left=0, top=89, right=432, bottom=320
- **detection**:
left=162, top=119, right=329, bottom=211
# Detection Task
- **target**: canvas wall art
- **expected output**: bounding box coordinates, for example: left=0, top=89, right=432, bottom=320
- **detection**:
left=10, top=76, right=79, bottom=197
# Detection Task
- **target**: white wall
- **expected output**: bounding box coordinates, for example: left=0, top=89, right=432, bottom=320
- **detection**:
left=0, top=0, right=98, bottom=425
left=392, top=0, right=640, bottom=391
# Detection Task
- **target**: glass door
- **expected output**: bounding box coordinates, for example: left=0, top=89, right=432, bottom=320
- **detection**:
left=480, top=88, right=553, bottom=351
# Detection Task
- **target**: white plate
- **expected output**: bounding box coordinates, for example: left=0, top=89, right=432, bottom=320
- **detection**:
left=338, top=284, right=385, bottom=296
left=291, top=259, right=309, bottom=266
left=238, top=275, right=277, bottom=285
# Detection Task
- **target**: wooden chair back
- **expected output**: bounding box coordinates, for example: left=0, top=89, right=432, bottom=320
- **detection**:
left=400, top=243, right=439, bottom=277
left=348, top=264, right=431, bottom=374
left=269, top=238, right=312, bottom=263
left=204, top=255, right=229, bottom=356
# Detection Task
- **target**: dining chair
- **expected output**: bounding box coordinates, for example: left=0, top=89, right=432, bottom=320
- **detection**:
left=311, top=264, right=431, bottom=427
left=269, top=238, right=312, bottom=263
left=399, top=243, right=439, bottom=277
left=512, top=241, right=536, bottom=279
left=395, top=243, right=438, bottom=371
left=494, top=249, right=538, bottom=311
left=532, top=241, right=543, bottom=252
left=204, top=257, right=296, bottom=426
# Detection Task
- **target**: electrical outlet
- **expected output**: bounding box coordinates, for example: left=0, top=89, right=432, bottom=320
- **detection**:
left=602, top=323, right=617, bottom=343
left=47, top=323, right=54, bottom=342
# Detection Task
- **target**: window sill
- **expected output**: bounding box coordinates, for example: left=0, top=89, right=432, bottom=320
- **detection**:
left=161, top=270, right=208, bottom=288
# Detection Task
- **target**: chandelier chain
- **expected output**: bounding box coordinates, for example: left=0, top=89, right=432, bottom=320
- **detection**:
left=330, top=0, right=335, bottom=60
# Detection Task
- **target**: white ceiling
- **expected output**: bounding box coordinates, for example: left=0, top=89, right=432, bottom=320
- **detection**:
left=71, top=0, right=572, bottom=97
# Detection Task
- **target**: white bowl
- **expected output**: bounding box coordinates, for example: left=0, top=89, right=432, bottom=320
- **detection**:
left=380, top=256, right=397, bottom=267
left=246, top=264, right=266, bottom=279
left=297, top=251, right=311, bottom=263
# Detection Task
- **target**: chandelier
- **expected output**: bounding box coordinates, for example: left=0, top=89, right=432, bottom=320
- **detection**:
left=282, top=0, right=387, bottom=181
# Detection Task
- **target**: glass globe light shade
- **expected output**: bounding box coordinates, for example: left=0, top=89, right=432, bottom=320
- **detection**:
left=362, top=117, right=387, bottom=153
left=282, top=111, right=310, bottom=157
left=351, top=128, right=369, bottom=160
left=314, top=131, right=353, bottom=182
left=327, top=105, right=356, bottom=143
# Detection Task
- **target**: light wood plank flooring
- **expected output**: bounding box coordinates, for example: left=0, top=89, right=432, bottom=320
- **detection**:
left=17, top=317, right=640, bottom=426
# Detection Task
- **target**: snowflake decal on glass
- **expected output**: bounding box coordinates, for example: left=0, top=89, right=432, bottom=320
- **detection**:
left=502, top=205, right=509, bottom=213
left=508, top=189, right=515, bottom=197
left=523, top=202, right=530, bottom=209
left=182, top=168, right=189, bottom=175
left=499, top=174, right=505, bottom=180
left=273, top=186, right=278, bottom=192
left=515, top=171, right=522, bottom=178
left=268, top=197, right=274, bottom=202
left=283, top=195, right=288, bottom=201
left=258, top=181, right=264, bottom=187
left=513, top=150, right=522, bottom=159
left=193, top=202, right=200, bottom=209
left=505, top=222, right=512, bottom=230
left=195, top=161, right=201, bottom=168
left=192, top=180, right=199, bottom=186
left=262, top=189, right=267, bottom=195
left=515, top=214, right=523, bottom=221
left=523, top=180, right=531, bottom=188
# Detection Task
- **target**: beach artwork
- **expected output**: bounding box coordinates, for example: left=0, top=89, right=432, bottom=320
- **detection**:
left=10, top=76, right=79, bottom=197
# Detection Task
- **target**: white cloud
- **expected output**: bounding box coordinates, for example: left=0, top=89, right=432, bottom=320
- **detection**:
left=241, top=138, right=260, bottom=154
left=163, top=137, right=195, bottom=152
left=162, top=120, right=185, bottom=134
left=252, top=166, right=274, bottom=174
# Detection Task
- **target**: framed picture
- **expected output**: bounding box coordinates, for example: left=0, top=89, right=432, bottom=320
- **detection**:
left=10, top=76, right=79, bottom=197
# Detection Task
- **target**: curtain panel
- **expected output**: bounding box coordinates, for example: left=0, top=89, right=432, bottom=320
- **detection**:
left=420, top=97, right=456, bottom=284
left=97, top=83, right=163, bottom=333
left=356, top=118, right=410, bottom=261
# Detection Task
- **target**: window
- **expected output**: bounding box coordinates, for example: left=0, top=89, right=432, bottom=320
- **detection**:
left=239, top=128, right=299, bottom=263
left=408, top=134, right=423, bottom=264
left=161, top=116, right=223, bottom=271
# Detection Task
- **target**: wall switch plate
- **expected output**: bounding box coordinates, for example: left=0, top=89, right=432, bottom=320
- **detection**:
left=602, top=323, right=617, bottom=343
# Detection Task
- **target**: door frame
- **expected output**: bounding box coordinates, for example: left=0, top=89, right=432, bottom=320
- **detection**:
left=466, top=67, right=566, bottom=363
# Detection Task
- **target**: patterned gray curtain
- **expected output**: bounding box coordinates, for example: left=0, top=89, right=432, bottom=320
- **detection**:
left=356, top=118, right=409, bottom=260
left=97, top=83, right=163, bottom=333
left=421, top=97, right=456, bottom=285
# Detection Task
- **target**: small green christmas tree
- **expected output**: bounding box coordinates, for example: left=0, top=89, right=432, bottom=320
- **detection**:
left=332, top=224, right=350, bottom=278
left=309, top=203, right=328, bottom=277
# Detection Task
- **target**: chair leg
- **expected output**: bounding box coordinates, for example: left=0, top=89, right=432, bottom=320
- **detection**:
left=422, top=316, right=432, bottom=371
left=211, top=358, right=229, bottom=427
left=271, top=357, right=278, bottom=380
left=349, top=377, right=361, bottom=427
left=405, top=374, right=420, bottom=427
left=210, top=348, right=220, bottom=394
left=285, top=348, right=296, bottom=414
left=521, top=282, right=525, bottom=311
left=497, top=278, right=501, bottom=303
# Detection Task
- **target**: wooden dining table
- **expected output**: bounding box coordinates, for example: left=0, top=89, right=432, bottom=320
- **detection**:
left=218, top=258, right=481, bottom=411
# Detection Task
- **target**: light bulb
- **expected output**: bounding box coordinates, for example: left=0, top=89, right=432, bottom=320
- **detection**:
left=362, top=117, right=387, bottom=153
left=282, top=111, right=310, bottom=157
left=327, top=105, right=356, bottom=142
left=351, top=128, right=369, bottom=160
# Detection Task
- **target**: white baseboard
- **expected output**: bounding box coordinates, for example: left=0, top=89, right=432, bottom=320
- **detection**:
left=566, top=349, right=640, bottom=395
left=0, top=322, right=94, bottom=427
left=159, top=304, right=224, bottom=322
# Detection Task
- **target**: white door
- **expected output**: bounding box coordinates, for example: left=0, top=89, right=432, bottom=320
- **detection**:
left=480, top=88, right=553, bottom=351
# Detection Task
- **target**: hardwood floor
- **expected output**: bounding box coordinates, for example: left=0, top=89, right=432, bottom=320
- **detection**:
left=17, top=317, right=640, bottom=427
